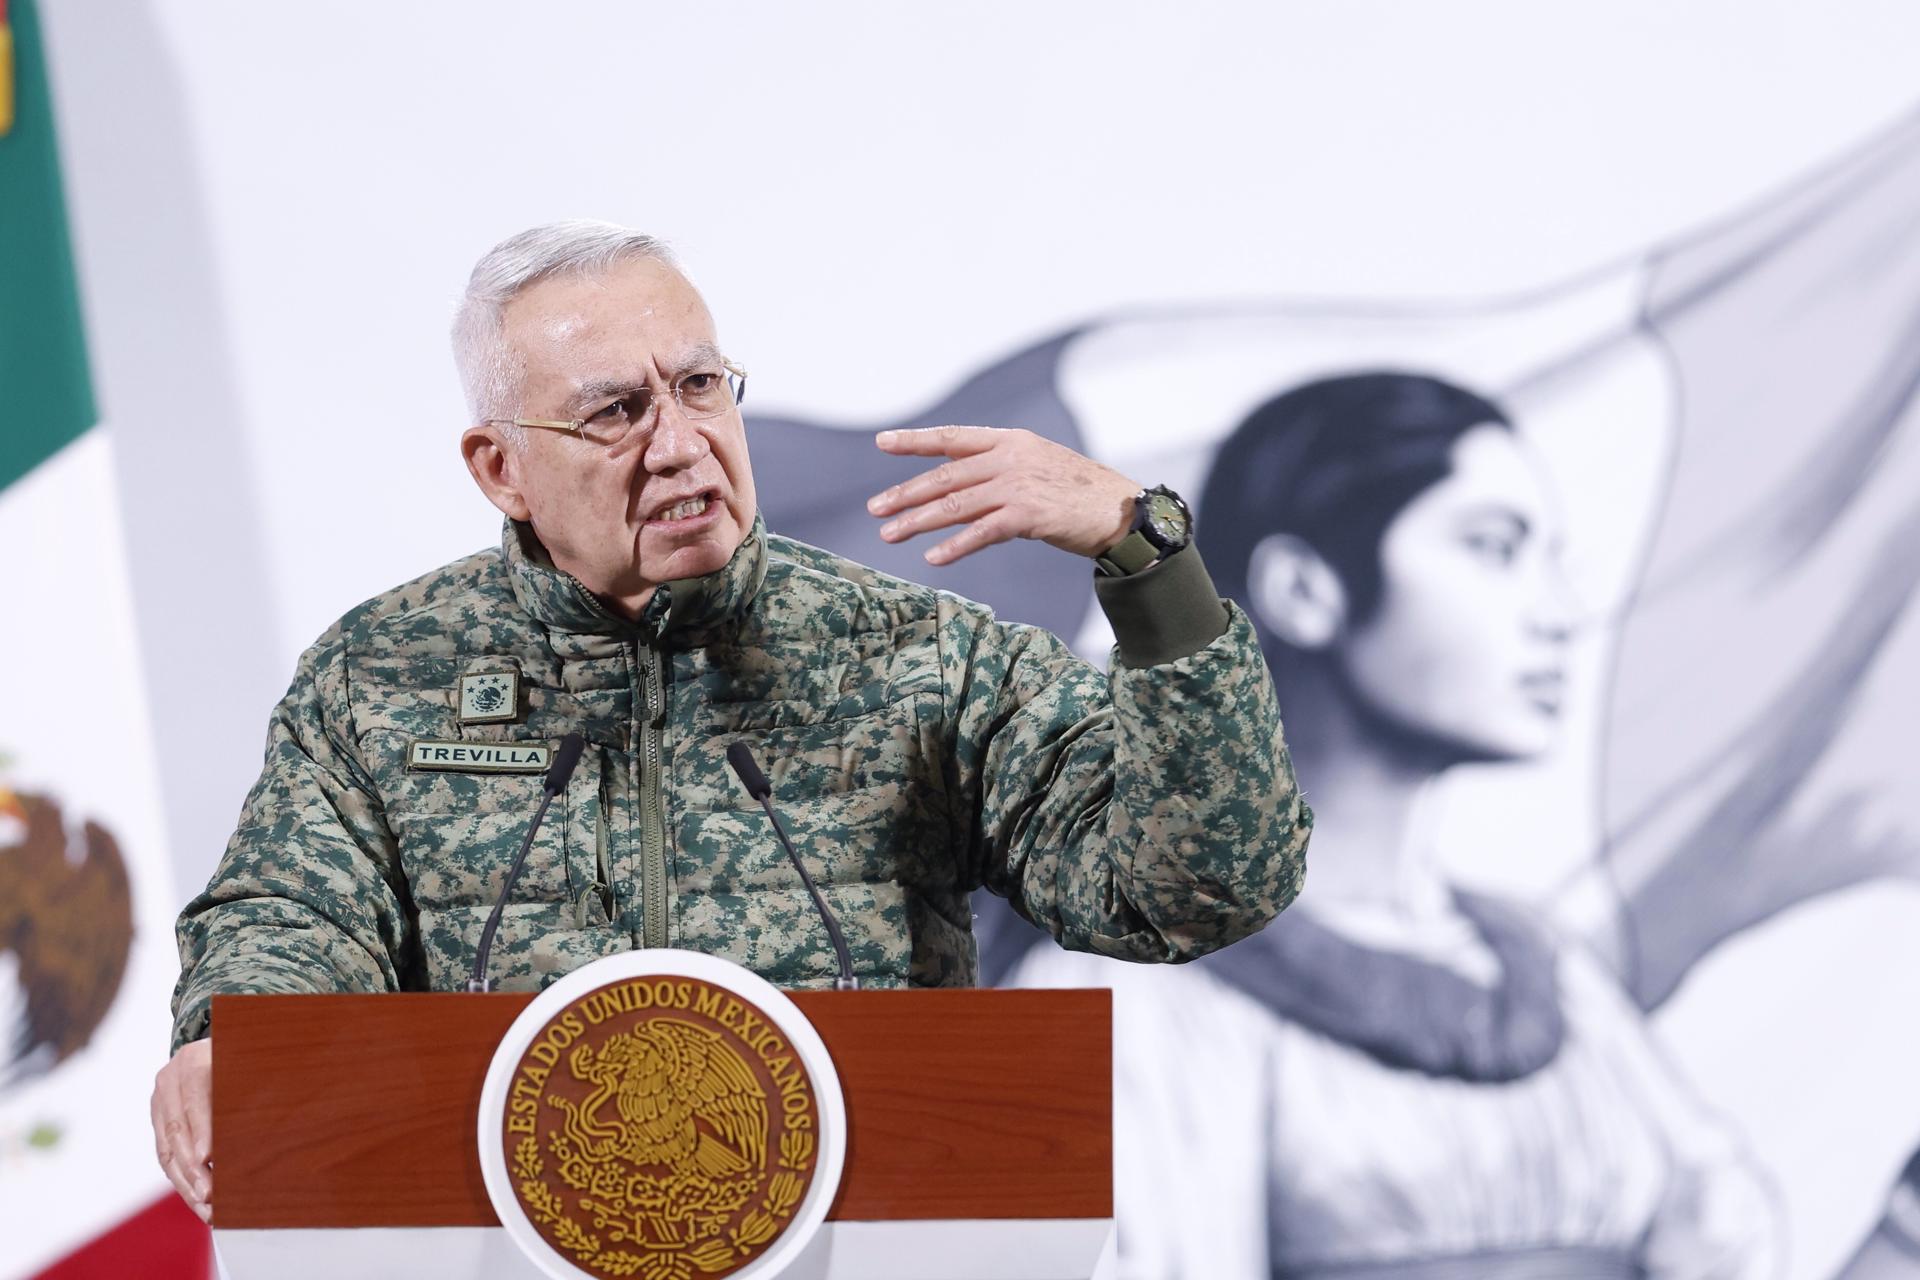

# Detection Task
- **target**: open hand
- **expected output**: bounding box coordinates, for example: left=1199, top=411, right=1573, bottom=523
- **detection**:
left=867, top=426, right=1138, bottom=566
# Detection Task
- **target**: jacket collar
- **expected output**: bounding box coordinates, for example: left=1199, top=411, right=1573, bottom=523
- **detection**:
left=502, top=512, right=769, bottom=642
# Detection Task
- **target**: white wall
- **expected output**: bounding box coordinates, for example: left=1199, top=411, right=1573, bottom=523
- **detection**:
left=43, top=0, right=1920, bottom=892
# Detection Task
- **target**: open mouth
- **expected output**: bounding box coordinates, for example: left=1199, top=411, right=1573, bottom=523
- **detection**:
left=645, top=489, right=719, bottom=526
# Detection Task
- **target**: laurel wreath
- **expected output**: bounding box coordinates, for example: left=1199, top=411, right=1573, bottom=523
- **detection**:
left=516, top=1136, right=659, bottom=1276
left=727, top=1127, right=815, bottom=1255
left=513, top=1121, right=816, bottom=1278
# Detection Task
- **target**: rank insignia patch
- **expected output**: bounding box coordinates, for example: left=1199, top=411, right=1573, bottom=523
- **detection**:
left=459, top=671, right=520, bottom=724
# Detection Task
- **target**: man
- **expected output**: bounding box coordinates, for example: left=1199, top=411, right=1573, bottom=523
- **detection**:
left=149, top=221, right=1312, bottom=1221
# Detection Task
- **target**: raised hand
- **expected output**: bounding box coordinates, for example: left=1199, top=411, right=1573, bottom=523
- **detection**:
left=866, top=426, right=1138, bottom=566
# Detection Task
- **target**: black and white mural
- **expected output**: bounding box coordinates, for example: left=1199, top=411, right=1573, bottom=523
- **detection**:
left=750, top=115, right=1920, bottom=1277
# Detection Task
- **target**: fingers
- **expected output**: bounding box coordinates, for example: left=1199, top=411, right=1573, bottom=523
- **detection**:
left=867, top=454, right=997, bottom=519
left=925, top=512, right=1014, bottom=566
left=184, top=1049, right=213, bottom=1190
left=876, top=481, right=1004, bottom=546
left=154, top=1095, right=210, bottom=1218
left=152, top=1040, right=214, bottom=1221
left=866, top=430, right=1016, bottom=565
left=869, top=425, right=1137, bottom=562
left=178, top=1173, right=213, bottom=1224
left=150, top=1073, right=179, bottom=1183
left=873, top=425, right=1005, bottom=459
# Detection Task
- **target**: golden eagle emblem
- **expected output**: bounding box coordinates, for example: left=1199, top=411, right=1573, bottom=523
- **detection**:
left=1, top=783, right=134, bottom=1090
left=562, top=1019, right=768, bottom=1187
left=506, top=979, right=820, bottom=1280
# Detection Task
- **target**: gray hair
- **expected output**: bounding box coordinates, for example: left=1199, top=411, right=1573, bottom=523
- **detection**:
left=451, top=220, right=679, bottom=430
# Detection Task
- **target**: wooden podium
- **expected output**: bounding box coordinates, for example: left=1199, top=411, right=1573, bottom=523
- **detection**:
left=210, top=988, right=1114, bottom=1280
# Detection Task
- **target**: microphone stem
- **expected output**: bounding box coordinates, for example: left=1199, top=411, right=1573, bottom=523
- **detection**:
left=468, top=790, right=556, bottom=993
left=759, top=796, right=860, bottom=991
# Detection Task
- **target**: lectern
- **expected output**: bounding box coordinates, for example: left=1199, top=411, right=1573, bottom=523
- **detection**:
left=210, top=988, right=1113, bottom=1280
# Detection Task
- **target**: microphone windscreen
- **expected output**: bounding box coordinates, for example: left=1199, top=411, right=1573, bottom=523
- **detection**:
left=726, top=741, right=773, bottom=800
left=545, top=732, right=587, bottom=796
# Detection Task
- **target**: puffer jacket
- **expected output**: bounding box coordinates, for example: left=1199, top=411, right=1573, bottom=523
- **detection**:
left=171, top=515, right=1311, bottom=1049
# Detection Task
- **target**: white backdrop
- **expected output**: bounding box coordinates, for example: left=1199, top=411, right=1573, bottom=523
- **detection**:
left=30, top=3, right=1920, bottom=1275
left=38, top=0, right=1920, bottom=893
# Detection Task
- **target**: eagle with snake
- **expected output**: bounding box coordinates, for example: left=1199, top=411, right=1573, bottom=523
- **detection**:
left=560, top=1017, right=770, bottom=1181
left=0, top=784, right=133, bottom=1090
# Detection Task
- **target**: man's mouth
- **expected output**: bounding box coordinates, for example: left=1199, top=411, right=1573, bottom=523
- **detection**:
left=646, top=490, right=717, bottom=525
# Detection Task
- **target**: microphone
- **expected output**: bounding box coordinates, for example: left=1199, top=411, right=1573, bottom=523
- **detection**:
left=468, top=732, right=587, bottom=993
left=726, top=742, right=860, bottom=991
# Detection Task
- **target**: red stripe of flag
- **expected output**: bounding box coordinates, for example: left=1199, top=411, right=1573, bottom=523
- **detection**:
left=31, top=1195, right=211, bottom=1280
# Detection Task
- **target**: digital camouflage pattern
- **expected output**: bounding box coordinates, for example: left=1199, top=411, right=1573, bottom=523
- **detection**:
left=171, top=516, right=1311, bottom=1049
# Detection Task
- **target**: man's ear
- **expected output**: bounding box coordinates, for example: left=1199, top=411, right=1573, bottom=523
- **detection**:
left=462, top=425, right=532, bottom=522
left=1247, top=532, right=1346, bottom=650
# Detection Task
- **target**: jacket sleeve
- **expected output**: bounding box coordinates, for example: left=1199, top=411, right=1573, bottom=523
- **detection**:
left=942, top=543, right=1311, bottom=962
left=168, top=628, right=417, bottom=1051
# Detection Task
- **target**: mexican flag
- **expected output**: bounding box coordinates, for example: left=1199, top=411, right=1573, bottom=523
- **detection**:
left=1, top=1, right=208, bottom=1274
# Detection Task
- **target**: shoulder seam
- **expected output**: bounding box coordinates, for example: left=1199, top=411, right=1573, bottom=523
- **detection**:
left=336, top=547, right=506, bottom=645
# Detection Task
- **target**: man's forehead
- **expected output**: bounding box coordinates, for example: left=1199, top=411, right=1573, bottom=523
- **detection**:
left=515, top=261, right=705, bottom=325
left=506, top=261, right=718, bottom=379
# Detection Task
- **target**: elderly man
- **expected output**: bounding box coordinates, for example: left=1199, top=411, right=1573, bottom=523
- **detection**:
left=150, top=221, right=1311, bottom=1220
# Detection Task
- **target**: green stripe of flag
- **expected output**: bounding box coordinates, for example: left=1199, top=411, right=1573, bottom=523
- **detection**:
left=1, top=0, right=96, bottom=491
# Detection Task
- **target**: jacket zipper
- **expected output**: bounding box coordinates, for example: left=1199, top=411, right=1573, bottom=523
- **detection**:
left=595, top=781, right=614, bottom=921
left=553, top=565, right=669, bottom=947
left=640, top=642, right=669, bottom=948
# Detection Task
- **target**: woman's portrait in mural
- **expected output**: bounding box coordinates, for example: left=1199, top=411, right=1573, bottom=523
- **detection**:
left=1006, top=371, right=1780, bottom=1277
left=683, top=106, right=1920, bottom=1278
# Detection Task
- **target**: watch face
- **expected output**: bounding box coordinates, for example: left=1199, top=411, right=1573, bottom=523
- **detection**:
left=1145, top=492, right=1189, bottom=543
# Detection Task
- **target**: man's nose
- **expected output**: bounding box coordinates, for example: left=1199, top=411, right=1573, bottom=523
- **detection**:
left=641, top=398, right=711, bottom=471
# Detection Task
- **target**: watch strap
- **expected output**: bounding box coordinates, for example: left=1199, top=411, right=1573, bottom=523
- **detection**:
left=1097, top=529, right=1164, bottom=577
left=1097, top=485, right=1192, bottom=576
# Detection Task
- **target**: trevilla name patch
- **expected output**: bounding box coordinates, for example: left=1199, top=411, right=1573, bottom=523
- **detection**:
left=407, top=740, right=551, bottom=774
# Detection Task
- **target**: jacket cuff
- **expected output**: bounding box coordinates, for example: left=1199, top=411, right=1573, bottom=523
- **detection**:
left=1094, top=543, right=1231, bottom=667
left=171, top=999, right=212, bottom=1054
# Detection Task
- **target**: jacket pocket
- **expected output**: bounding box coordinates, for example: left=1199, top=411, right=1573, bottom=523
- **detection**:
left=372, top=729, right=605, bottom=915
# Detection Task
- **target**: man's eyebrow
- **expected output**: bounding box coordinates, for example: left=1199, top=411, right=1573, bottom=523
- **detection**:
left=568, top=377, right=649, bottom=411
left=566, top=344, right=727, bottom=409
left=663, top=341, right=727, bottom=378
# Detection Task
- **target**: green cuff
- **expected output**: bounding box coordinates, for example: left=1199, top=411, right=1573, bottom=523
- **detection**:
left=1094, top=543, right=1231, bottom=667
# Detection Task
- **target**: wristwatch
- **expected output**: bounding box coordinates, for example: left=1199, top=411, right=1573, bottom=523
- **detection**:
left=1096, top=485, right=1193, bottom=576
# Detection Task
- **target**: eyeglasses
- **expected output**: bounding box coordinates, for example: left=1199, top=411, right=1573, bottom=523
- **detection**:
left=486, top=359, right=748, bottom=449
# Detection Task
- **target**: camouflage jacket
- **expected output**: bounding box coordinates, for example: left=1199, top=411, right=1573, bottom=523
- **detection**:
left=171, top=516, right=1311, bottom=1049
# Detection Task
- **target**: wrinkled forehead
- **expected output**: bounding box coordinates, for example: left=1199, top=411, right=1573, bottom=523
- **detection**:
left=502, top=257, right=719, bottom=398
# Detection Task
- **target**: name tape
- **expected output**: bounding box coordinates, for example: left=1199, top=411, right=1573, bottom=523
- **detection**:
left=408, top=740, right=552, bottom=774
